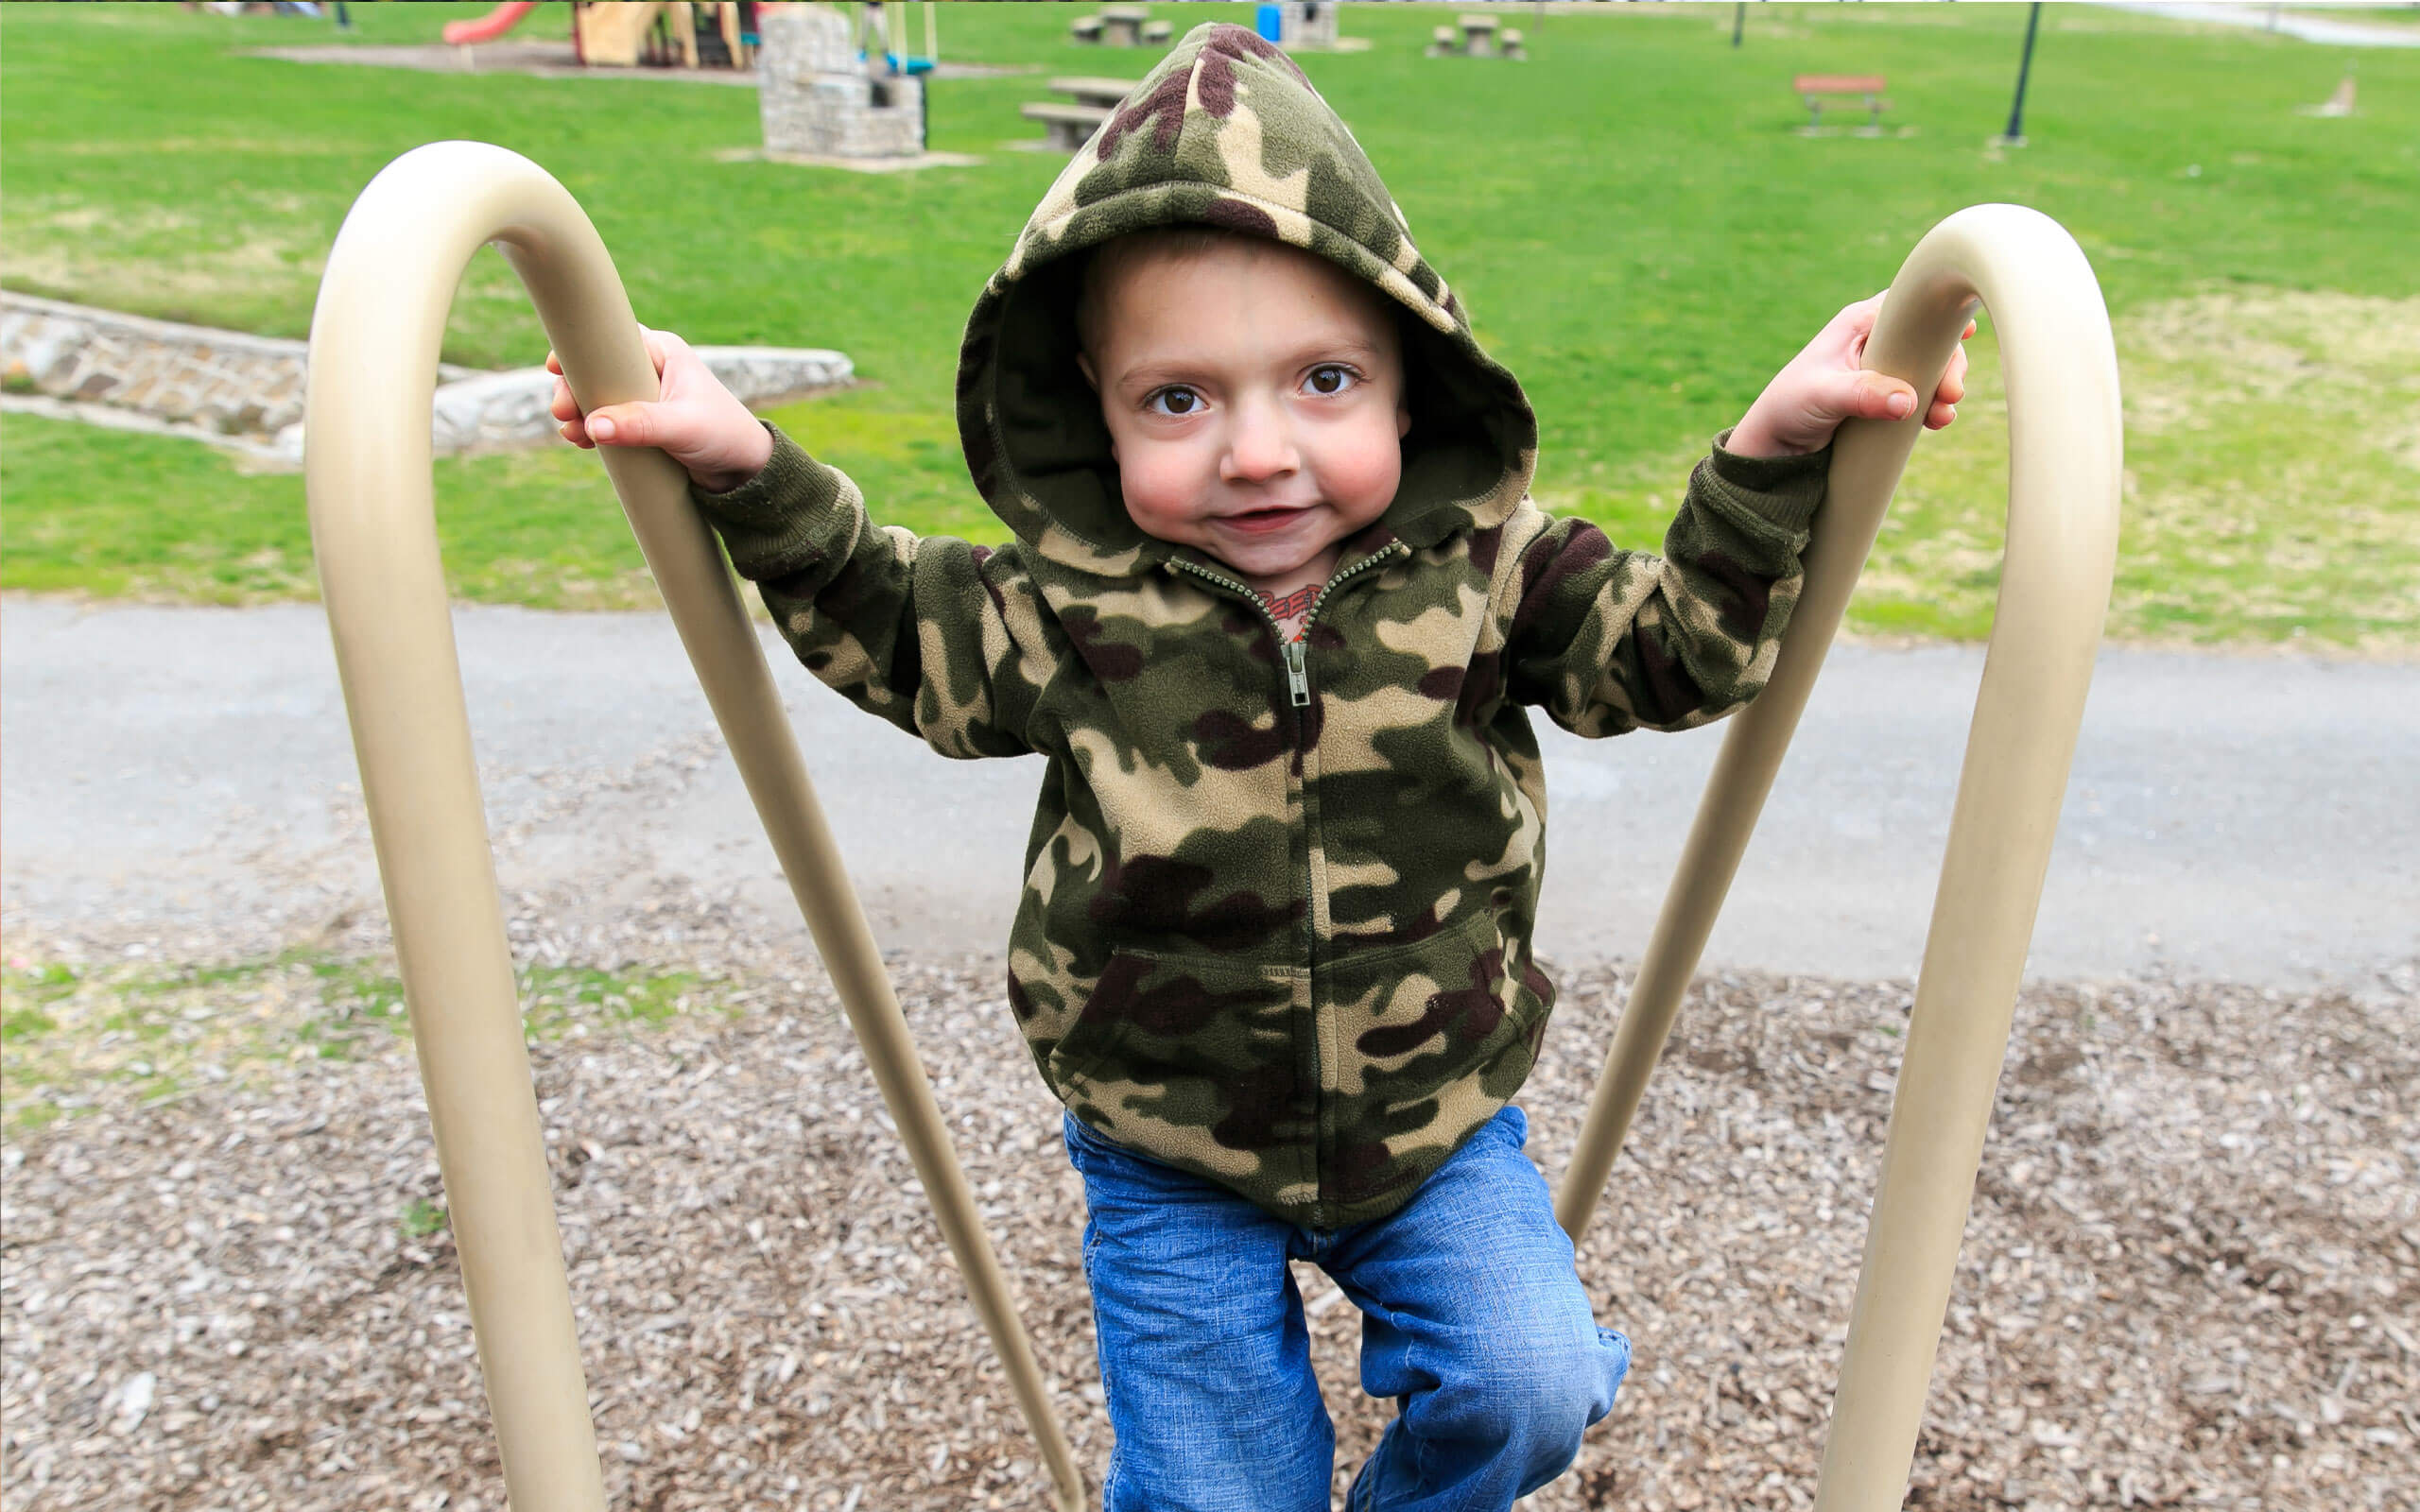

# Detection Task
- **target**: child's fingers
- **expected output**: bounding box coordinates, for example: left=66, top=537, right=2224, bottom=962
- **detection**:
left=638, top=325, right=676, bottom=382
left=1935, top=348, right=1969, bottom=406
left=544, top=328, right=665, bottom=383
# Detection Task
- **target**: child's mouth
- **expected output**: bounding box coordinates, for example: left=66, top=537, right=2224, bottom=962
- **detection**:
left=1226, top=507, right=1305, bottom=533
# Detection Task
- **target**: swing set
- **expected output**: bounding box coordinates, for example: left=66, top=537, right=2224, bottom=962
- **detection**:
left=304, top=141, right=2120, bottom=1511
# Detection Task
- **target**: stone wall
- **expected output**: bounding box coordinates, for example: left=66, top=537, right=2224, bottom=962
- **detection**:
left=756, top=5, right=924, bottom=161
left=1, top=292, right=851, bottom=469
left=1282, top=3, right=1340, bottom=48
left=0, top=291, right=472, bottom=455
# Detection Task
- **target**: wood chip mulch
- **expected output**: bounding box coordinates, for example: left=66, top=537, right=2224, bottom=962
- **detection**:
left=4, top=956, right=2413, bottom=1512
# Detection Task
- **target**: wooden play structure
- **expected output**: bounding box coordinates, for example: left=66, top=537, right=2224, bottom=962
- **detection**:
left=445, top=1, right=761, bottom=70
left=446, top=3, right=944, bottom=94
left=307, top=140, right=2119, bottom=1512
left=572, top=1, right=751, bottom=70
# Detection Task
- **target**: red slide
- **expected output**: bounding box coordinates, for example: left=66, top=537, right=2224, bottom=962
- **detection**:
left=442, top=1, right=540, bottom=46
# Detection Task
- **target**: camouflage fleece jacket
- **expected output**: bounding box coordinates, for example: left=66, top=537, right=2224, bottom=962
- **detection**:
left=691, top=23, right=1827, bottom=1228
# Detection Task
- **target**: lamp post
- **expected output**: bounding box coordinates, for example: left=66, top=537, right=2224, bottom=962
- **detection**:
left=2000, top=1, right=2043, bottom=146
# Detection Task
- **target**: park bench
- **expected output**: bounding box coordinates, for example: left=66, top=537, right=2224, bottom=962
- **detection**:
left=1049, top=76, right=1141, bottom=112
left=1070, top=15, right=1103, bottom=43
left=1793, top=73, right=1891, bottom=133
left=1021, top=100, right=1112, bottom=152
left=1100, top=5, right=1149, bottom=46
left=1141, top=18, right=1172, bottom=44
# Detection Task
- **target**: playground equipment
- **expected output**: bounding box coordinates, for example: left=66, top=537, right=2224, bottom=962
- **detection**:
left=855, top=0, right=941, bottom=75
left=441, top=0, right=538, bottom=47
left=446, top=1, right=757, bottom=71
left=580, top=2, right=744, bottom=70
left=304, top=143, right=2118, bottom=1512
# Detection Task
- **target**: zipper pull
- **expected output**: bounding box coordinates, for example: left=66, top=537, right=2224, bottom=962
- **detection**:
left=1283, top=637, right=1310, bottom=707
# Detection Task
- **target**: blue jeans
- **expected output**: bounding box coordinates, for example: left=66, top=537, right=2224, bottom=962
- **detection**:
left=1063, top=1104, right=1631, bottom=1512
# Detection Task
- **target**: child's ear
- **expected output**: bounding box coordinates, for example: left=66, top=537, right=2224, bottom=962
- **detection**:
left=1396, top=401, right=1411, bottom=439
left=1077, top=352, right=1098, bottom=390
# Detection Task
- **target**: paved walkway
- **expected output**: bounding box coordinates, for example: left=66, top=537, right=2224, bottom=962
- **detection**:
left=2106, top=3, right=2420, bottom=47
left=4, top=597, right=2413, bottom=991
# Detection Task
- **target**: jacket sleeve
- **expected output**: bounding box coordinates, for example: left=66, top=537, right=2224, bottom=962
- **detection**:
left=687, top=420, right=1060, bottom=759
left=1502, top=428, right=1828, bottom=737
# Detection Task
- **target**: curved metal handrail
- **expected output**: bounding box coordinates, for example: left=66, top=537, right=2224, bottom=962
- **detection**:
left=308, top=138, right=2118, bottom=1512
left=304, top=141, right=1085, bottom=1512
left=1550, top=203, right=2122, bottom=1509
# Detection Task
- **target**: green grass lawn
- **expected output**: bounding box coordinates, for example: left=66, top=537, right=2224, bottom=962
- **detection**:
left=0, top=948, right=724, bottom=1135
left=3, top=1, right=2414, bottom=649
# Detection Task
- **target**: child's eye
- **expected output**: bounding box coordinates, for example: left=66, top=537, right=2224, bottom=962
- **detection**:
left=1305, top=365, right=1359, bottom=397
left=1145, top=386, right=1203, bottom=417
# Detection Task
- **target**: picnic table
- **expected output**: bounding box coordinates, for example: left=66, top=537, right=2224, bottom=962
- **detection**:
left=1427, top=13, right=1522, bottom=60
left=1020, top=76, right=1139, bottom=151
left=1049, top=76, right=1140, bottom=112
left=1071, top=8, right=1169, bottom=48
left=1021, top=101, right=1110, bottom=151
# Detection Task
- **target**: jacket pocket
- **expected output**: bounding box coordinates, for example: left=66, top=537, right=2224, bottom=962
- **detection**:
left=1046, top=949, right=1311, bottom=1187
left=1320, top=907, right=1555, bottom=1209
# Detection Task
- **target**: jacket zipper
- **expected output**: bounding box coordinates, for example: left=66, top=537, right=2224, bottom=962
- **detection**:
left=1168, top=542, right=1408, bottom=1226
left=1169, top=541, right=1409, bottom=702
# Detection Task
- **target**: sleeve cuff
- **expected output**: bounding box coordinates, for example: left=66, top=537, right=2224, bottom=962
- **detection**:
left=686, top=419, right=856, bottom=580
left=689, top=418, right=806, bottom=511
left=1703, top=425, right=1830, bottom=532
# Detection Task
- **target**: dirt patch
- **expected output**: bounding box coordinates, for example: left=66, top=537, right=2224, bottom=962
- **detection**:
left=2120, top=287, right=2420, bottom=438
left=4, top=957, right=2412, bottom=1511
left=2, top=198, right=322, bottom=313
left=239, top=43, right=1032, bottom=86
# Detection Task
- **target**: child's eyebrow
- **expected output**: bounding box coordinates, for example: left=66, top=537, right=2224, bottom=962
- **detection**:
left=1114, top=336, right=1391, bottom=392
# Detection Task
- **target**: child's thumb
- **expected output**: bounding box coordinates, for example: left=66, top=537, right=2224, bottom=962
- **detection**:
left=584, top=404, right=652, bottom=446
left=1839, top=374, right=1918, bottom=422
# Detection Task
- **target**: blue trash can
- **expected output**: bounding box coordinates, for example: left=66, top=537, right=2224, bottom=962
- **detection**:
left=1256, top=4, right=1283, bottom=43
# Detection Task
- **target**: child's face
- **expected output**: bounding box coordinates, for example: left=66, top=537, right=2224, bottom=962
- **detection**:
left=1079, top=236, right=1411, bottom=591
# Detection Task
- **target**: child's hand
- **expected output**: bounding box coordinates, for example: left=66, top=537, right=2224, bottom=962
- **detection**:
left=1725, top=292, right=1974, bottom=459
left=546, top=326, right=774, bottom=493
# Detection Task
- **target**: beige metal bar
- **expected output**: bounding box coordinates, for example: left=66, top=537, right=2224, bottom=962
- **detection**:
left=305, top=140, right=1085, bottom=1512
left=1551, top=204, right=2121, bottom=1507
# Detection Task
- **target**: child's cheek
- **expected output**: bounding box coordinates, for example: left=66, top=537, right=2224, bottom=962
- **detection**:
left=1324, top=429, right=1406, bottom=515
left=1115, top=441, right=1210, bottom=538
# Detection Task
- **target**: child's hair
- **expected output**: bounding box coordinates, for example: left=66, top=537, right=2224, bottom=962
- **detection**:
left=1073, top=226, right=1240, bottom=362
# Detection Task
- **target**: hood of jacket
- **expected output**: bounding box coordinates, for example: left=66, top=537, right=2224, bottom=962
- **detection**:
left=955, top=22, right=1539, bottom=578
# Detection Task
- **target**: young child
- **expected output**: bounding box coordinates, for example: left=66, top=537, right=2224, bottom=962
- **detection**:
left=547, top=24, right=1967, bottom=1510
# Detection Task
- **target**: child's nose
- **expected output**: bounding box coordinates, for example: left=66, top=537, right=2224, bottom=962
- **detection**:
left=1219, top=395, right=1300, bottom=484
